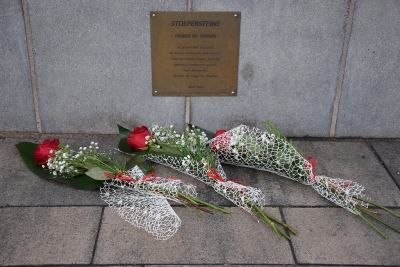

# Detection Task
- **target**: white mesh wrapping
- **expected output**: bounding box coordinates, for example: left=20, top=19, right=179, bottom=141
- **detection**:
left=208, top=125, right=313, bottom=184
left=144, top=153, right=265, bottom=214
left=100, top=166, right=196, bottom=240
left=208, top=125, right=367, bottom=214
left=143, top=125, right=266, bottom=213
left=311, top=176, right=365, bottom=213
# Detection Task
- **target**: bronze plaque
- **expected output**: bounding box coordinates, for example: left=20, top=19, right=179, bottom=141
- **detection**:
left=150, top=12, right=240, bottom=96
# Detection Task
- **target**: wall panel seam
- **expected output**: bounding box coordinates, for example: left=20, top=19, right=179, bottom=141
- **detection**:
left=185, top=0, right=193, bottom=125
left=22, top=0, right=42, bottom=133
left=330, top=0, right=356, bottom=137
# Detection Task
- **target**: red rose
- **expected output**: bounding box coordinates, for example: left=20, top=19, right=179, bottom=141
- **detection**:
left=33, top=139, right=61, bottom=165
left=127, top=126, right=153, bottom=151
left=210, top=129, right=232, bottom=151
left=214, top=129, right=228, bottom=137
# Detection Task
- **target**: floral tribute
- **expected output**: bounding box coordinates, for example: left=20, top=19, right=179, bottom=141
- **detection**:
left=118, top=125, right=296, bottom=240
left=16, top=139, right=229, bottom=240
left=202, top=121, right=400, bottom=238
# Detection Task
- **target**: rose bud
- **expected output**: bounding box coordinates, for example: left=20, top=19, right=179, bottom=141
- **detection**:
left=127, top=126, right=153, bottom=151
left=33, top=139, right=61, bottom=165
left=211, top=129, right=232, bottom=151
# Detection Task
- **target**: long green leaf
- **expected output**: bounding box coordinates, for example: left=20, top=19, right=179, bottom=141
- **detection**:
left=118, top=124, right=135, bottom=153
left=86, top=167, right=111, bottom=180
left=15, top=142, right=104, bottom=190
left=125, top=155, right=146, bottom=170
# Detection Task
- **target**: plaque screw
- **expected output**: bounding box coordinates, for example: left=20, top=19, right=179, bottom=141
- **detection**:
left=233, top=14, right=238, bottom=18
left=152, top=13, right=156, bottom=17
left=231, top=91, right=235, bottom=94
left=154, top=90, right=158, bottom=94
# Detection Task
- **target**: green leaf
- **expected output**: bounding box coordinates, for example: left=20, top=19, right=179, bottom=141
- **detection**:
left=15, top=142, right=104, bottom=190
left=118, top=124, right=135, bottom=153
left=85, top=167, right=111, bottom=180
left=153, top=144, right=183, bottom=156
left=261, top=120, right=302, bottom=154
left=188, top=124, right=215, bottom=140
left=241, top=134, right=262, bottom=154
left=125, top=155, right=146, bottom=170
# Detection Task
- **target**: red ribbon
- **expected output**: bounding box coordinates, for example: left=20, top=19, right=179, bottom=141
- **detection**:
left=104, top=171, right=182, bottom=183
left=141, top=172, right=157, bottom=182
left=206, top=164, right=226, bottom=183
left=307, top=157, right=317, bottom=182
left=206, top=164, right=247, bottom=186
left=142, top=172, right=182, bottom=183
left=231, top=180, right=247, bottom=186
left=329, top=181, right=353, bottom=189
left=104, top=171, right=137, bottom=182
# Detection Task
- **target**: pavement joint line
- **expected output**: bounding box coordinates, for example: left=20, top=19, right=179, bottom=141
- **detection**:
left=185, top=96, right=191, bottom=125
left=329, top=0, right=356, bottom=137
left=366, top=140, right=400, bottom=191
left=90, top=206, right=105, bottom=265
left=279, top=207, right=298, bottom=264
left=21, top=0, right=42, bottom=133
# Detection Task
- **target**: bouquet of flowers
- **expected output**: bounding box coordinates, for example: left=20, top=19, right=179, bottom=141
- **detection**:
left=16, top=139, right=229, bottom=240
left=202, top=121, right=400, bottom=238
left=118, top=125, right=296, bottom=240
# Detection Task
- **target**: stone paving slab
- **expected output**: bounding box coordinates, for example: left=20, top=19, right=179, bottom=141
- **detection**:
left=295, top=141, right=400, bottom=206
left=4, top=137, right=400, bottom=208
left=0, top=206, right=102, bottom=266
left=94, top=207, right=294, bottom=265
left=0, top=138, right=114, bottom=206
left=221, top=140, right=400, bottom=207
left=283, top=207, right=400, bottom=265
left=154, top=140, right=400, bottom=207
left=371, top=141, right=400, bottom=187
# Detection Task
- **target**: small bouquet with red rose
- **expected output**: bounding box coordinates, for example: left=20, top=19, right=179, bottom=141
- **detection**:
left=118, top=124, right=296, bottom=240
left=203, top=121, right=400, bottom=238
left=16, top=139, right=229, bottom=240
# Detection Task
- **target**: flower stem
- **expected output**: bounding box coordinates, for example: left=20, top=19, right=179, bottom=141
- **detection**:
left=355, top=196, right=400, bottom=218
left=177, top=192, right=231, bottom=214
left=262, top=212, right=297, bottom=235
left=253, top=208, right=291, bottom=240
left=355, top=208, right=388, bottom=239
left=357, top=206, right=400, bottom=234
left=250, top=202, right=284, bottom=240
left=182, top=203, right=204, bottom=218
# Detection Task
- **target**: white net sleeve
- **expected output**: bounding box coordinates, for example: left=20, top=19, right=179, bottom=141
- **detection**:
left=208, top=125, right=313, bottom=185
left=207, top=125, right=367, bottom=214
left=143, top=153, right=265, bottom=214
left=311, top=176, right=366, bottom=213
left=100, top=166, right=196, bottom=240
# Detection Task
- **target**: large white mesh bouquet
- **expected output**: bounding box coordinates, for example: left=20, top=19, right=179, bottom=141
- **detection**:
left=204, top=122, right=400, bottom=238
left=118, top=124, right=296, bottom=240
left=17, top=139, right=228, bottom=240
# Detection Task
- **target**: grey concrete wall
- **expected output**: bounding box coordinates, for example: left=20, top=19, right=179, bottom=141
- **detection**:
left=1, top=0, right=399, bottom=137
left=1, top=0, right=36, bottom=131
